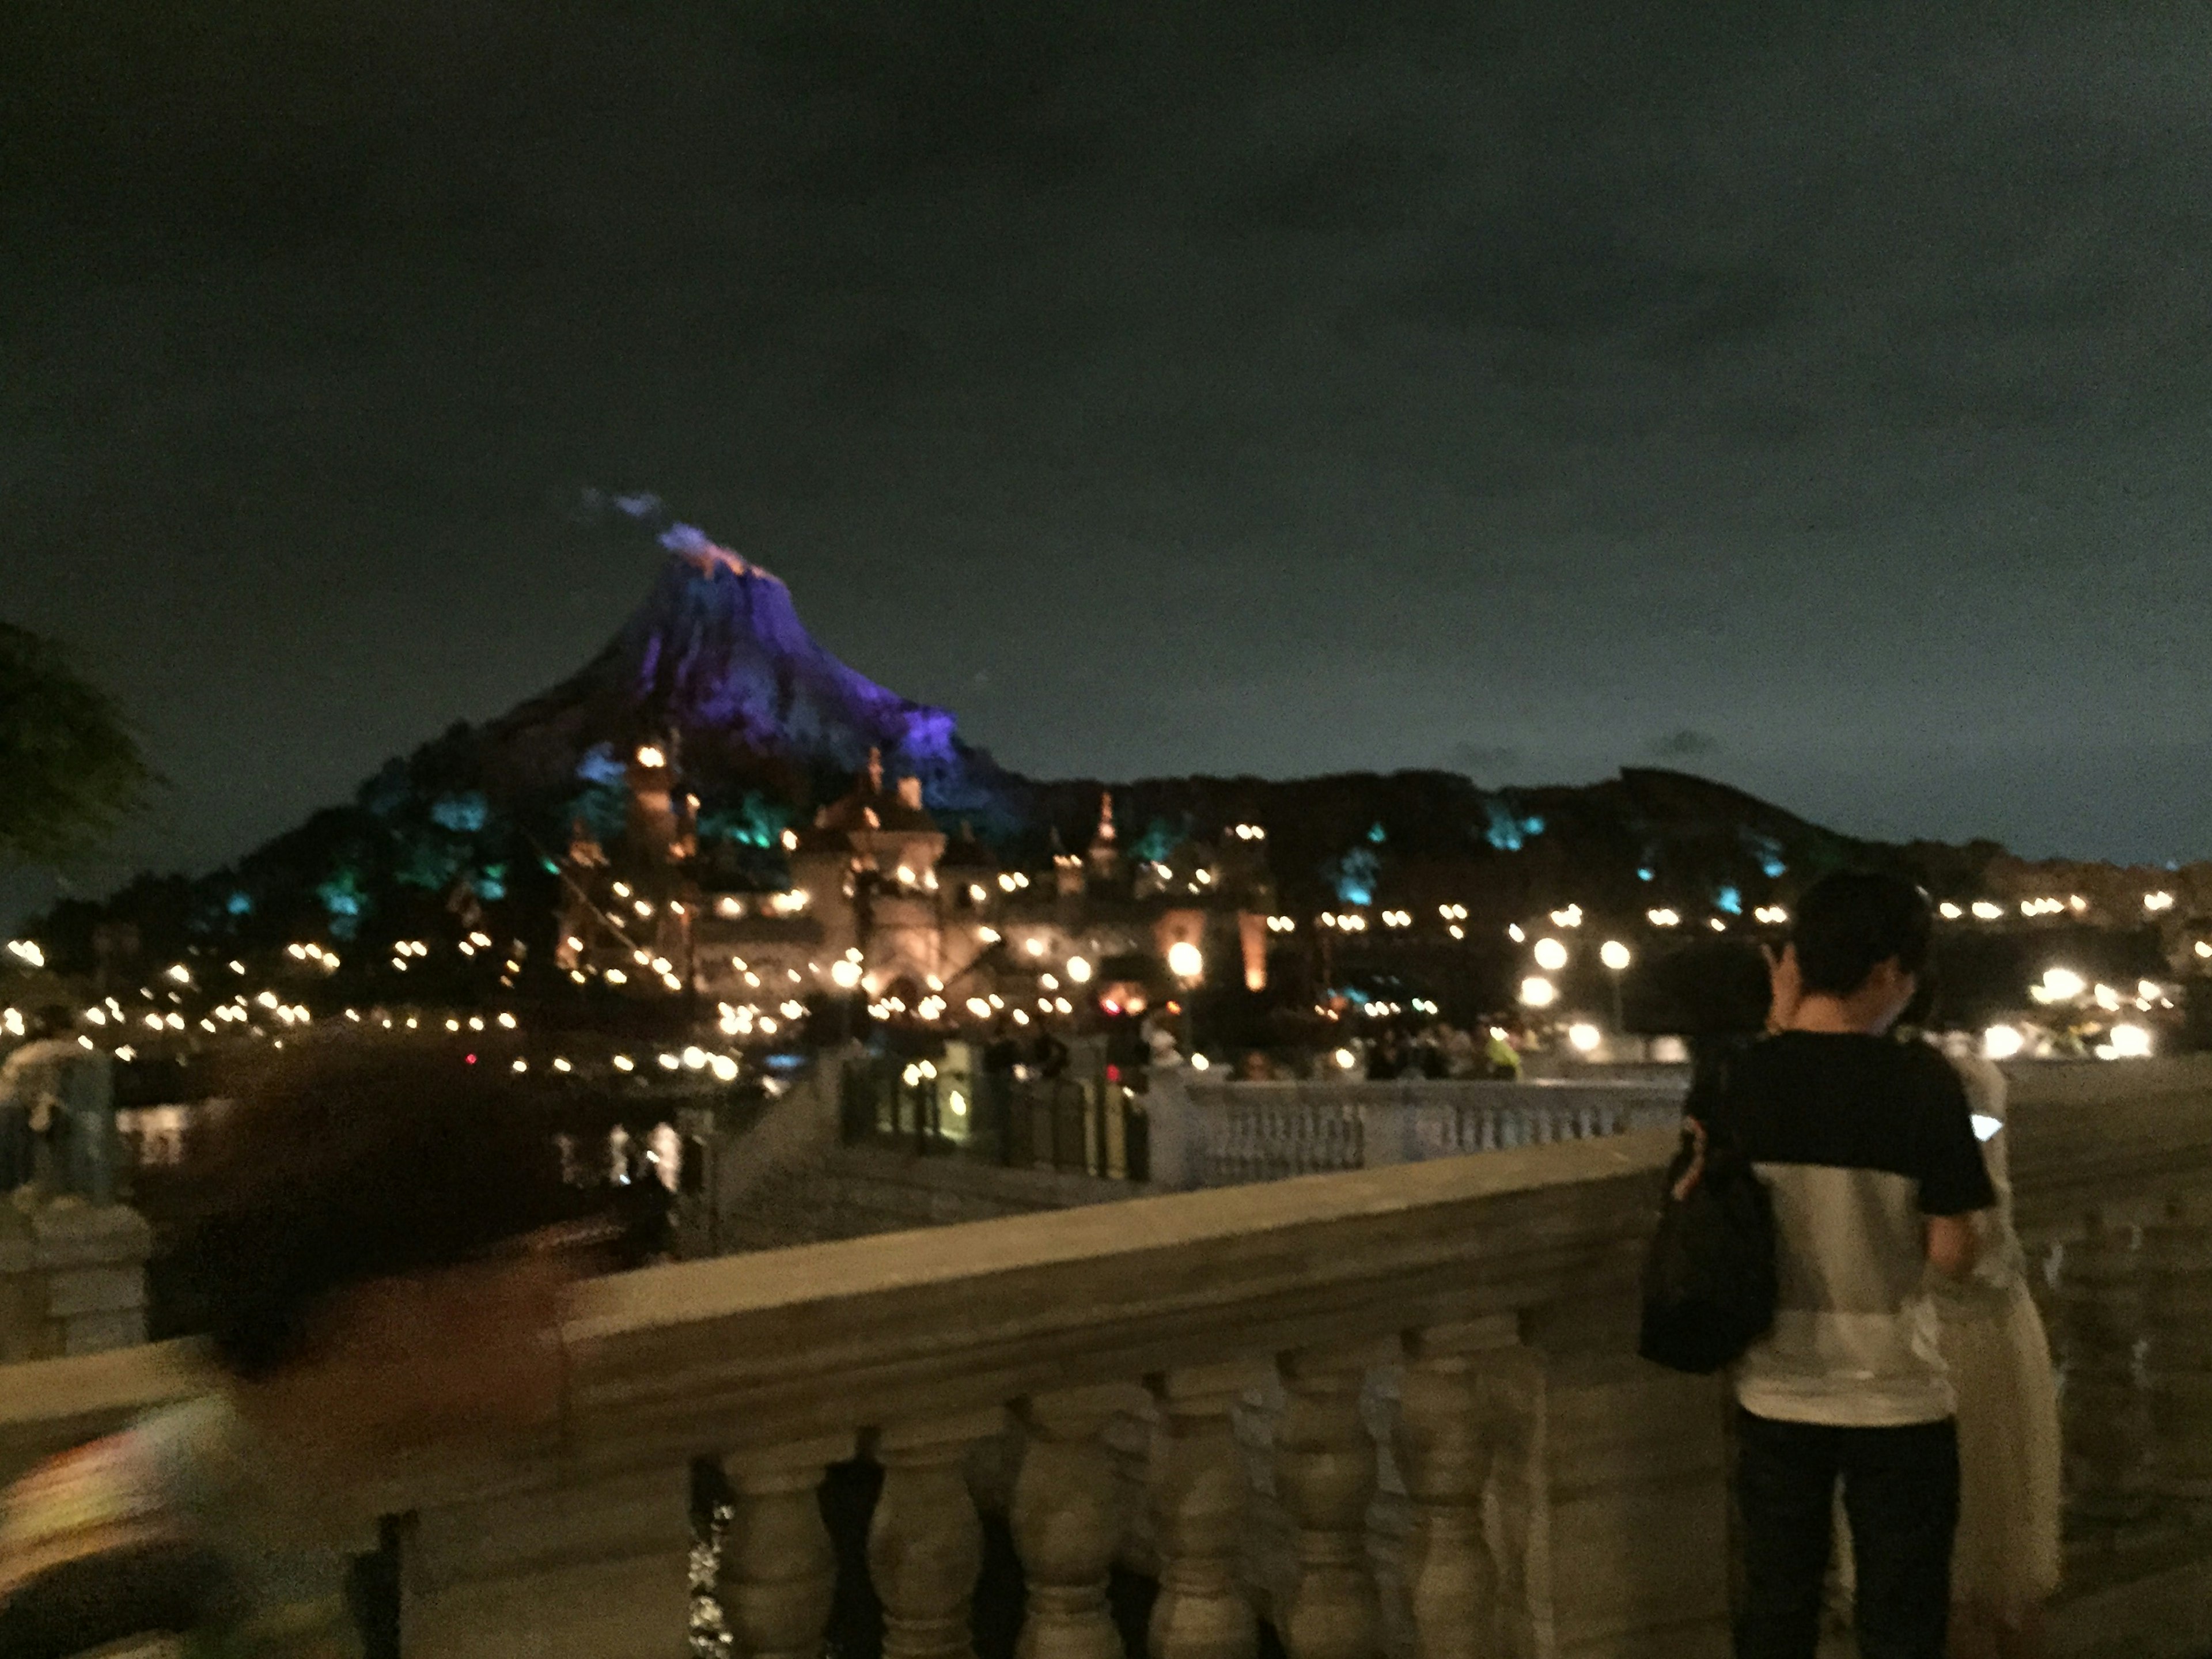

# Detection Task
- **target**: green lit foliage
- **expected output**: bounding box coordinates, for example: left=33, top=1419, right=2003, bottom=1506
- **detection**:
left=698, top=790, right=791, bottom=849
left=0, top=623, right=154, bottom=868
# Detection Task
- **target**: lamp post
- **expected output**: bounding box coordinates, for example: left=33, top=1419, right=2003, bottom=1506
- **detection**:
left=1600, top=940, right=1632, bottom=1036
left=1166, top=940, right=1202, bottom=1059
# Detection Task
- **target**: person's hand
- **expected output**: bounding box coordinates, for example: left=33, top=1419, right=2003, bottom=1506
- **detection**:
left=1762, top=942, right=1802, bottom=1034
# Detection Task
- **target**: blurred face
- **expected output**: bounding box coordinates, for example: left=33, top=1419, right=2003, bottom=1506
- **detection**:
left=262, top=1249, right=577, bottom=1473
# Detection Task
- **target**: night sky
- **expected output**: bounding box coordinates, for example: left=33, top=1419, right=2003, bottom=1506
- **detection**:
left=6, top=1, right=2210, bottom=926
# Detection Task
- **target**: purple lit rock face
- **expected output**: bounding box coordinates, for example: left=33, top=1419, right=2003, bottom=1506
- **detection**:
left=621, top=523, right=962, bottom=781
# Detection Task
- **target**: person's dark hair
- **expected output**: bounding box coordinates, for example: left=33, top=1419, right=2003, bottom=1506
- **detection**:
left=176, top=1040, right=615, bottom=1378
left=1791, top=871, right=1933, bottom=997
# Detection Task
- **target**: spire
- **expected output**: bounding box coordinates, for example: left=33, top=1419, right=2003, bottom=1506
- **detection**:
left=1088, top=791, right=1124, bottom=881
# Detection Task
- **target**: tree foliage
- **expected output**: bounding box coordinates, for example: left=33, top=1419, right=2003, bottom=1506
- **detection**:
left=0, top=622, right=154, bottom=868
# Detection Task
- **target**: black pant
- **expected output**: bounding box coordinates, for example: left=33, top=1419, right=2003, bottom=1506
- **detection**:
left=1734, top=1409, right=1959, bottom=1659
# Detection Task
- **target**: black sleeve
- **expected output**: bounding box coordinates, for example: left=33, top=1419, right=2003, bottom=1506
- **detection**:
left=1910, top=1050, right=1997, bottom=1216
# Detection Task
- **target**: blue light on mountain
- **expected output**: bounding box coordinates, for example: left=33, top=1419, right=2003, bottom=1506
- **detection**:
left=575, top=744, right=629, bottom=786
left=226, top=891, right=254, bottom=916
left=1637, top=868, right=1656, bottom=882
left=431, top=793, right=488, bottom=834
left=1335, top=847, right=1380, bottom=907
left=1741, top=830, right=1787, bottom=878
left=1715, top=885, right=1744, bottom=916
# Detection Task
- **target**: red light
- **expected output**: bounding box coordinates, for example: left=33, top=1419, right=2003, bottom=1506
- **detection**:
left=1105, top=1064, right=1122, bottom=1083
left=465, top=1052, right=478, bottom=1065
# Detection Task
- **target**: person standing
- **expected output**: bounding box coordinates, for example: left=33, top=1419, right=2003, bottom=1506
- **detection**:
left=1726, top=872, right=1995, bottom=1659
left=0, top=1007, right=117, bottom=1203
left=1933, top=1036, right=2061, bottom=1659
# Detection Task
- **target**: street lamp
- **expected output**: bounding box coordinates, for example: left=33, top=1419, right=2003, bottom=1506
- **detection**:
left=1600, top=939, right=1631, bottom=1032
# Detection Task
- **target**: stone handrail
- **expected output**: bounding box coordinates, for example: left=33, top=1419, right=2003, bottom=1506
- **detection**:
left=7, top=1056, right=2212, bottom=1658
left=4, top=1131, right=1713, bottom=1659
left=1150, top=1074, right=1687, bottom=1188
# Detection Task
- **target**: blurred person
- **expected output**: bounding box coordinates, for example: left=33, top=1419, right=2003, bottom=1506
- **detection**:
left=1931, top=1035, right=2059, bottom=1659
left=1483, top=1024, right=1523, bottom=1081
left=1722, top=873, right=1995, bottom=1659
left=1364, top=1028, right=1406, bottom=1081
left=0, top=1041, right=622, bottom=1658
left=1440, top=1024, right=1479, bottom=1078
left=2, top=1006, right=119, bottom=1204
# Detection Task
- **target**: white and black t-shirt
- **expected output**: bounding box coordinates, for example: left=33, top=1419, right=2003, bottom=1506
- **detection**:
left=1722, top=1032, right=1997, bottom=1427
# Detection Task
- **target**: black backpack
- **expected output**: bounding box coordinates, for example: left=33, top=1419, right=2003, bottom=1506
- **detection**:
left=1637, top=1050, right=1778, bottom=1374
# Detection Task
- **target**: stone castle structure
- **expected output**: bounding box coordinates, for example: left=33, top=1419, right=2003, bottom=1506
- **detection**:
left=554, top=744, right=1278, bottom=1022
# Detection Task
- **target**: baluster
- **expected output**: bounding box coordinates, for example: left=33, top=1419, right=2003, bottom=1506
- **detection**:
left=870, top=1410, right=1005, bottom=1659
left=1395, top=1324, right=1500, bottom=1659
left=1013, top=1385, right=1142, bottom=1659
left=1149, top=1361, right=1267, bottom=1659
left=721, top=1434, right=849, bottom=1659
left=1275, top=1340, right=1389, bottom=1659
left=2056, top=1210, right=2154, bottom=1521
left=2143, top=1196, right=2212, bottom=1502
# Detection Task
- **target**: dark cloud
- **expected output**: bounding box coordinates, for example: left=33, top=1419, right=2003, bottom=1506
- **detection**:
left=1652, top=730, right=1722, bottom=761
left=5, top=0, right=2212, bottom=924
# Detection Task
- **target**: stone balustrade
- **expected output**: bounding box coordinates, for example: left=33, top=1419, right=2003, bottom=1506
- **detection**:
left=3, top=1131, right=1722, bottom=1659
left=1147, top=1074, right=1687, bottom=1190
left=5, top=1056, right=2212, bottom=1658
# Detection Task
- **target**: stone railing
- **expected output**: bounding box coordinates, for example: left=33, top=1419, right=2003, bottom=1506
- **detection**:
left=2, top=1131, right=1720, bottom=1659
left=6, top=1056, right=2212, bottom=1658
left=1146, top=1074, right=1687, bottom=1189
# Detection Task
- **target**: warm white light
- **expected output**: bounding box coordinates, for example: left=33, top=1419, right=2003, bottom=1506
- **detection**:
left=1532, top=937, right=1569, bottom=972
left=1024, top=938, right=1048, bottom=958
left=1507, top=924, right=1525, bottom=943
left=1971, top=901, right=2004, bottom=921
left=657, top=1052, right=681, bottom=1071
left=830, top=959, right=863, bottom=990
left=1190, top=1052, right=1210, bottom=1071
left=2110, top=1023, right=2154, bottom=1059
left=1335, top=1047, right=1358, bottom=1071
left=635, top=745, right=666, bottom=768
left=606, top=969, right=628, bottom=986
left=2146, top=891, right=2176, bottom=912
left=2039, top=967, right=2086, bottom=1001
left=1647, top=909, right=1680, bottom=928
left=1982, top=1025, right=2026, bottom=1061
left=1938, top=902, right=1963, bottom=921
left=1065, top=956, right=1093, bottom=984
left=1567, top=1022, right=1602, bottom=1054
left=1600, top=940, right=1633, bottom=972
left=1166, top=941, right=1204, bottom=981
left=966, top=996, right=991, bottom=1019
left=612, top=1054, right=635, bottom=1071
left=1520, top=976, right=1557, bottom=1008
left=711, top=1055, right=739, bottom=1082
left=2196, top=941, right=2212, bottom=961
